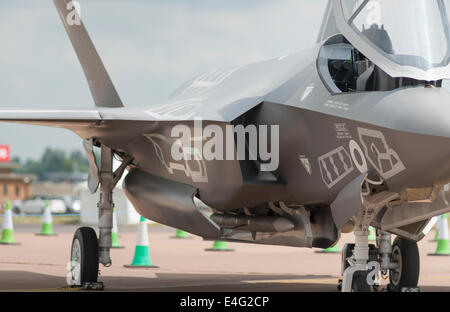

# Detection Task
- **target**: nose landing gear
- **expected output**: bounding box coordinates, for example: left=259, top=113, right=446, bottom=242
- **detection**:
left=339, top=228, right=420, bottom=292
left=340, top=227, right=377, bottom=292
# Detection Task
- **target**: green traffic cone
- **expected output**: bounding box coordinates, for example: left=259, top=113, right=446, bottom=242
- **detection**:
left=111, top=209, right=124, bottom=248
left=205, top=241, right=234, bottom=252
left=36, top=199, right=56, bottom=236
left=0, top=200, right=19, bottom=245
left=124, top=216, right=158, bottom=268
left=368, top=226, right=376, bottom=242
left=171, top=229, right=190, bottom=239
left=315, top=243, right=340, bottom=253
left=428, top=214, right=450, bottom=256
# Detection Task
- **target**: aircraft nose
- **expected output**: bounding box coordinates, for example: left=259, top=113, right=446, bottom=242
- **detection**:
left=380, top=128, right=450, bottom=191
left=373, top=87, right=450, bottom=190
left=378, top=87, right=450, bottom=139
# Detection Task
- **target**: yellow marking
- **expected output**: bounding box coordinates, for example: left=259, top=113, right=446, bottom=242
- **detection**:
left=244, top=278, right=337, bottom=284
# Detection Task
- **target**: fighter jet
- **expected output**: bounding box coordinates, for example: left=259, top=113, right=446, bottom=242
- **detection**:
left=2, top=0, right=450, bottom=292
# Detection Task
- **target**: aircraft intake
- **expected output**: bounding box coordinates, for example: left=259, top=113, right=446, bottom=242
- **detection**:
left=210, top=214, right=295, bottom=233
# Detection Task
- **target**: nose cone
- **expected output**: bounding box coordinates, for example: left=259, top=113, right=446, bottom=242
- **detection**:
left=377, top=87, right=450, bottom=139
left=373, top=87, right=450, bottom=190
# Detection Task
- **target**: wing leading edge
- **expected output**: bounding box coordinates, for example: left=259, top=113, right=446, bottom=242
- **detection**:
left=0, top=108, right=104, bottom=137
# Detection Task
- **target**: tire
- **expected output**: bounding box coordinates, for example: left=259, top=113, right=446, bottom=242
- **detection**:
left=389, top=237, right=420, bottom=292
left=12, top=207, right=20, bottom=215
left=69, top=227, right=99, bottom=286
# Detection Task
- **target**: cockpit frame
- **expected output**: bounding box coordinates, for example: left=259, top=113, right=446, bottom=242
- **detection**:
left=332, top=0, right=450, bottom=81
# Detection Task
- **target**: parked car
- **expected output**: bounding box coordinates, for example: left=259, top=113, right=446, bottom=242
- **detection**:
left=13, top=196, right=67, bottom=215
left=62, top=196, right=81, bottom=214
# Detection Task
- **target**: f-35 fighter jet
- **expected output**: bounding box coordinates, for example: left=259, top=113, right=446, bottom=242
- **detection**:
left=2, top=0, right=450, bottom=292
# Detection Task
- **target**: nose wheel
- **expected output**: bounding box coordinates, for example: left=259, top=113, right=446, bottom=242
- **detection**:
left=68, top=227, right=99, bottom=287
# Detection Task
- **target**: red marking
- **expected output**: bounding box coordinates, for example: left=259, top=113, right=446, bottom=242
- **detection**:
left=0, top=145, right=10, bottom=162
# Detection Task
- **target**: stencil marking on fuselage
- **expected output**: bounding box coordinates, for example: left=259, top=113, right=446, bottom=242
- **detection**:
left=144, top=133, right=208, bottom=183
left=318, top=146, right=354, bottom=189
left=357, top=127, right=406, bottom=180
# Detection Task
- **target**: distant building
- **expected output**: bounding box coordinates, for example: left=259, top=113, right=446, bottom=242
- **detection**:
left=43, top=172, right=88, bottom=183
left=0, top=162, right=35, bottom=206
left=33, top=181, right=76, bottom=197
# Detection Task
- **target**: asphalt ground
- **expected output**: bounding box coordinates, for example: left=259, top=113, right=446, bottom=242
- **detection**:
left=0, top=223, right=449, bottom=292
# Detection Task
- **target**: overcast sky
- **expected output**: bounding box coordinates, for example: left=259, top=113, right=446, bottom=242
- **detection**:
left=0, top=0, right=327, bottom=161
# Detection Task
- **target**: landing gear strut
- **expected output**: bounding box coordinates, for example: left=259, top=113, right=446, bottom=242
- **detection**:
left=340, top=242, right=378, bottom=292
left=68, top=144, right=131, bottom=287
left=340, top=227, right=420, bottom=292
left=98, top=145, right=115, bottom=267
left=341, top=227, right=377, bottom=292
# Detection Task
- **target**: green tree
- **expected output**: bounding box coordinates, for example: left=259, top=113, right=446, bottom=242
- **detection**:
left=14, top=148, right=90, bottom=180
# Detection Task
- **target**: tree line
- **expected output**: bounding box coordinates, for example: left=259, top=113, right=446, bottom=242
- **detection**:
left=12, top=148, right=90, bottom=181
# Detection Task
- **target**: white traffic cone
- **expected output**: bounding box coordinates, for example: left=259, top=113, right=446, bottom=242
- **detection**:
left=36, top=199, right=56, bottom=236
left=111, top=209, right=124, bottom=248
left=430, top=217, right=440, bottom=242
left=0, top=200, right=19, bottom=245
left=124, top=216, right=158, bottom=268
left=428, top=214, right=450, bottom=256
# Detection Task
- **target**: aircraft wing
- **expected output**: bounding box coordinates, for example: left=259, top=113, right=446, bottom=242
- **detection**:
left=0, top=108, right=101, bottom=120
left=0, top=108, right=102, bottom=129
left=0, top=108, right=117, bottom=143
left=0, top=107, right=162, bottom=145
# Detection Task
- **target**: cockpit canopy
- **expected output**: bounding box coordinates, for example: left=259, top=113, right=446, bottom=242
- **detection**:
left=325, top=0, right=450, bottom=81
left=318, top=34, right=442, bottom=94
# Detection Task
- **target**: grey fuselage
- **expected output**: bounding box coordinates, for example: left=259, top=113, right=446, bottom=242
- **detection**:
left=89, top=44, right=450, bottom=216
left=4, top=0, right=450, bottom=251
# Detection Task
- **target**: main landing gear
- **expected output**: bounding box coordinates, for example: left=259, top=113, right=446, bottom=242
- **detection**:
left=339, top=228, right=420, bottom=292
left=67, top=144, right=131, bottom=289
left=69, top=227, right=99, bottom=287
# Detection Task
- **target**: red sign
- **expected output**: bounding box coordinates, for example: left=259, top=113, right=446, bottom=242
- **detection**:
left=0, top=145, right=10, bottom=162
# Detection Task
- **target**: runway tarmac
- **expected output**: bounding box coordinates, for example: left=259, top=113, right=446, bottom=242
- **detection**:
left=0, top=223, right=449, bottom=292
